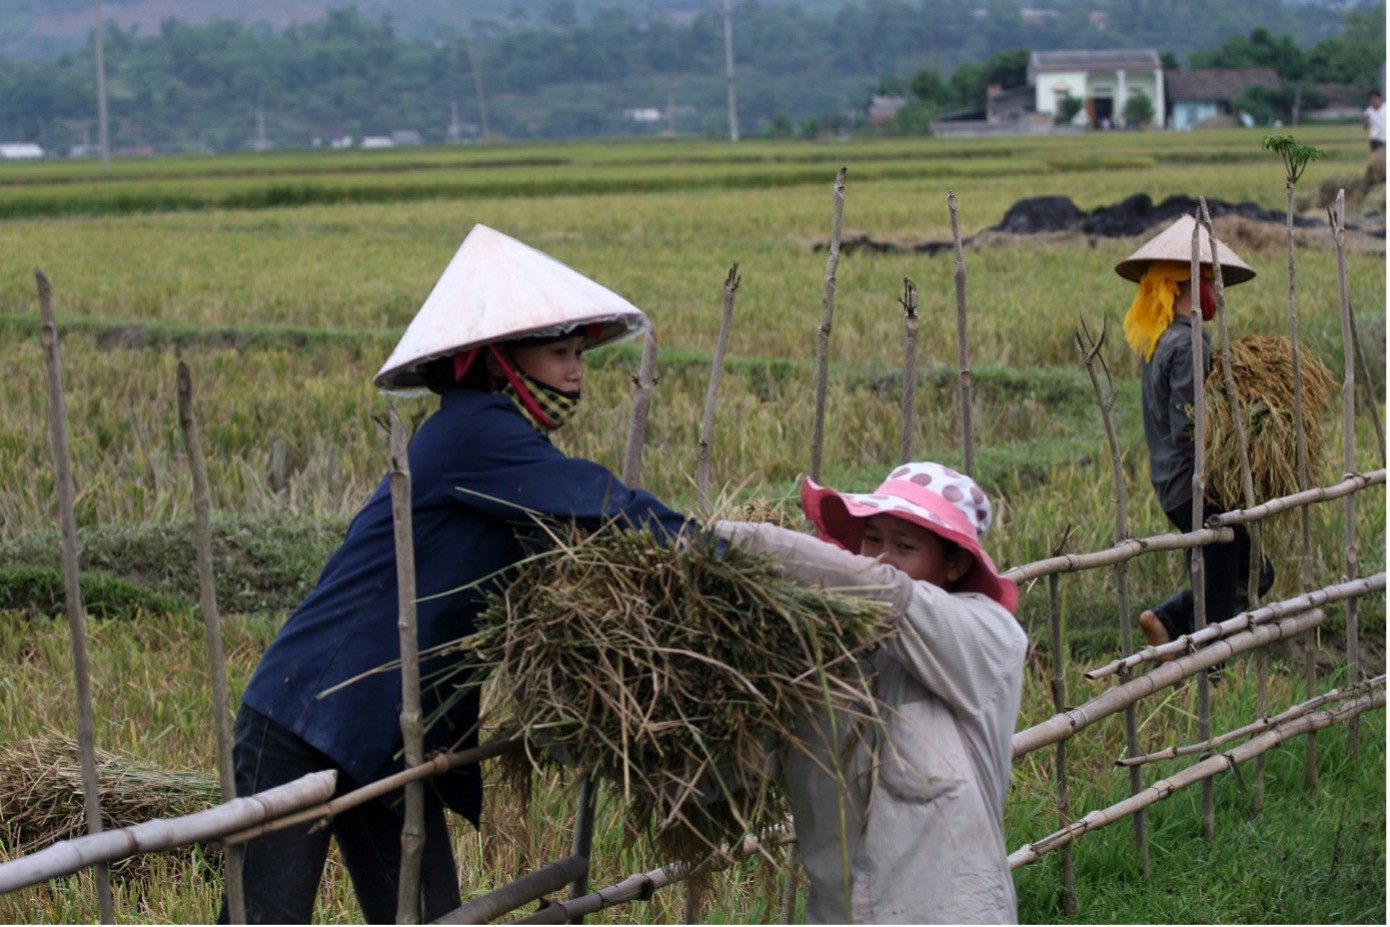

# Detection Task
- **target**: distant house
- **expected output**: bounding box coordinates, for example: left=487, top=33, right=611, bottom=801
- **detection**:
left=0, top=142, right=44, bottom=159
left=1165, top=68, right=1280, bottom=130
left=1028, top=49, right=1166, bottom=128
left=390, top=130, right=424, bottom=147
left=1304, top=83, right=1366, bottom=122
left=360, top=136, right=395, bottom=149
left=866, top=94, right=908, bottom=126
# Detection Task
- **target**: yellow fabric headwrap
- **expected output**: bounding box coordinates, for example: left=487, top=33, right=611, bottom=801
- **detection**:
left=1123, top=261, right=1205, bottom=362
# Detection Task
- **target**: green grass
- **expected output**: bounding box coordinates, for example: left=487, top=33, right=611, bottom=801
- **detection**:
left=0, top=127, right=1382, bottom=923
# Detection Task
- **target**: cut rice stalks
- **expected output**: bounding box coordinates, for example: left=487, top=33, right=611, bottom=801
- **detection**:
left=0, top=734, right=219, bottom=882
left=1207, top=333, right=1337, bottom=512
left=437, top=521, right=893, bottom=867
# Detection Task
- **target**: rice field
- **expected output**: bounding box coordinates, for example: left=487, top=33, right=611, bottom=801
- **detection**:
left=0, top=123, right=1383, bottom=923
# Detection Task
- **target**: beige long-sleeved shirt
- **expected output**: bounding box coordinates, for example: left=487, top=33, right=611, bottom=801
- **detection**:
left=714, top=521, right=1028, bottom=925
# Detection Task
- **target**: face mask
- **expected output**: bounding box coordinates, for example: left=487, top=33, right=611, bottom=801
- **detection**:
left=491, top=346, right=581, bottom=432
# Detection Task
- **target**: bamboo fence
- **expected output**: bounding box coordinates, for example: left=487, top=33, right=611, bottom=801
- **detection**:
left=9, top=180, right=1384, bottom=924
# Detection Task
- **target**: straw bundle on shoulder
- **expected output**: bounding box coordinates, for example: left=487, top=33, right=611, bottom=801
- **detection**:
left=0, top=734, right=218, bottom=880
left=1207, top=333, right=1338, bottom=509
left=452, top=522, right=893, bottom=865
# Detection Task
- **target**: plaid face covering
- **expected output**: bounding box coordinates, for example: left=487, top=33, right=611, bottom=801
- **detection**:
left=487, top=345, right=579, bottom=432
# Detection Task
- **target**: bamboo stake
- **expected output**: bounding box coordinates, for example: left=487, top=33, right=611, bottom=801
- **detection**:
left=622, top=330, right=659, bottom=488
left=697, top=265, right=739, bottom=503
left=948, top=191, right=974, bottom=476
left=1187, top=218, right=1215, bottom=842
left=1206, top=470, right=1384, bottom=526
left=568, top=777, right=597, bottom=923
left=777, top=845, right=799, bottom=924
left=175, top=361, right=245, bottom=924
left=1330, top=190, right=1361, bottom=760
left=1199, top=198, right=1268, bottom=815
left=35, top=269, right=114, bottom=924
left=0, top=770, right=337, bottom=894
left=221, top=736, right=523, bottom=847
left=810, top=167, right=846, bottom=484
left=1046, top=531, right=1076, bottom=913
left=1087, top=574, right=1385, bottom=679
left=1008, top=690, right=1385, bottom=870
left=389, top=410, right=426, bottom=924
left=1075, top=318, right=1148, bottom=876
left=1345, top=300, right=1385, bottom=466
left=1013, top=608, right=1328, bottom=759
left=1002, top=527, right=1233, bottom=583
left=898, top=278, right=919, bottom=465
left=1117, top=675, right=1385, bottom=767
left=510, top=823, right=796, bottom=924
left=435, top=857, right=588, bottom=925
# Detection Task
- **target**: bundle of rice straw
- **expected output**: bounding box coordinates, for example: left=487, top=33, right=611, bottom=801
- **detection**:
left=0, top=734, right=219, bottom=880
left=448, top=521, right=893, bottom=866
left=1206, top=333, right=1337, bottom=509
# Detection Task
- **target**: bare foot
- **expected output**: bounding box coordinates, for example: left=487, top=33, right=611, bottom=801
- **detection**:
left=1139, top=610, right=1176, bottom=663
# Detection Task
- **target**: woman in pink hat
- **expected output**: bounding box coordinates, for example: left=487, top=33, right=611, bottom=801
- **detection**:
left=716, top=462, right=1027, bottom=925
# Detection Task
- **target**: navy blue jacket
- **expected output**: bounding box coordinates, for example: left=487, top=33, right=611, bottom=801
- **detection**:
left=241, top=389, right=694, bottom=824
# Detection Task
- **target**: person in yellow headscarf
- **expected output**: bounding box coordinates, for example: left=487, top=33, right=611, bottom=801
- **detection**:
left=1114, top=215, right=1272, bottom=656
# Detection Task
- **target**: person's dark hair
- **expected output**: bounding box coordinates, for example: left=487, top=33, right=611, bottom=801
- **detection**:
left=422, top=352, right=496, bottom=395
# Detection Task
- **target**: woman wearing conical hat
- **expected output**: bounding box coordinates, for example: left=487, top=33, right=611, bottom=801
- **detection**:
left=1117, top=215, right=1272, bottom=656
left=222, top=226, right=699, bottom=923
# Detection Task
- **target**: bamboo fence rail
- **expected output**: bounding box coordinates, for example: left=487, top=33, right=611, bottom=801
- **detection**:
left=1086, top=574, right=1385, bottom=679
left=507, top=824, right=795, bottom=924
left=1117, top=674, right=1386, bottom=767
left=0, top=771, right=337, bottom=894
left=1205, top=470, right=1385, bottom=526
left=1007, top=689, right=1385, bottom=870
left=1013, top=607, right=1330, bottom=759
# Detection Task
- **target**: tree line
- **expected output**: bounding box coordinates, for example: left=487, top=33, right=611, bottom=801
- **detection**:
left=0, top=0, right=1379, bottom=153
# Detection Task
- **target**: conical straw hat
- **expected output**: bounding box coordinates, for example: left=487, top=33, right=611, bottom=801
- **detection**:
left=1114, top=214, right=1256, bottom=286
left=374, top=224, right=649, bottom=393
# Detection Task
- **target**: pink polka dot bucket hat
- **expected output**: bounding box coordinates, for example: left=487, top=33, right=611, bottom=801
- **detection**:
left=800, top=461, right=1018, bottom=613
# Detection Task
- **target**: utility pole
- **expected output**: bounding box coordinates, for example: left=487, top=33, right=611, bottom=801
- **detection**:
left=94, top=0, right=110, bottom=169
left=256, top=87, right=267, bottom=150
left=722, top=0, right=739, bottom=141
left=462, top=26, right=490, bottom=143
left=667, top=90, right=676, bottom=135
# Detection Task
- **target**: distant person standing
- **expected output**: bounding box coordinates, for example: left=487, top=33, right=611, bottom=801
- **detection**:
left=1364, top=90, right=1385, bottom=151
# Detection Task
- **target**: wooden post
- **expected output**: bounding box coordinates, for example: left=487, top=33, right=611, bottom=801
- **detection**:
left=35, top=269, right=114, bottom=924
left=1331, top=190, right=1361, bottom=759
left=623, top=330, right=659, bottom=488
left=176, top=362, right=246, bottom=923
left=810, top=167, right=846, bottom=484
left=567, top=776, right=598, bottom=924
left=1199, top=199, right=1268, bottom=815
left=389, top=410, right=426, bottom=923
left=1186, top=221, right=1214, bottom=842
left=697, top=265, right=739, bottom=503
left=898, top=278, right=919, bottom=465
left=1047, top=529, right=1076, bottom=913
left=948, top=191, right=974, bottom=476
left=1075, top=318, right=1149, bottom=876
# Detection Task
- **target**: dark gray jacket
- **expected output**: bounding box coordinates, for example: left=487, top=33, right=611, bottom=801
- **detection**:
left=1141, top=315, right=1210, bottom=513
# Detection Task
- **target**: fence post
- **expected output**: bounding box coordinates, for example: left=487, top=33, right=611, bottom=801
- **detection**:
left=810, top=166, right=846, bottom=484
left=1187, top=219, right=1215, bottom=842
left=1075, top=319, right=1149, bottom=876
left=947, top=191, right=974, bottom=476
left=1330, top=190, right=1361, bottom=758
left=898, top=279, right=920, bottom=465
left=176, top=362, right=246, bottom=922
left=697, top=265, right=739, bottom=504
left=36, top=270, right=115, bottom=924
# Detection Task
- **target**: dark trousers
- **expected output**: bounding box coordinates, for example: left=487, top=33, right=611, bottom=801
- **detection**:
left=218, top=706, right=463, bottom=924
left=1151, top=500, right=1272, bottom=640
